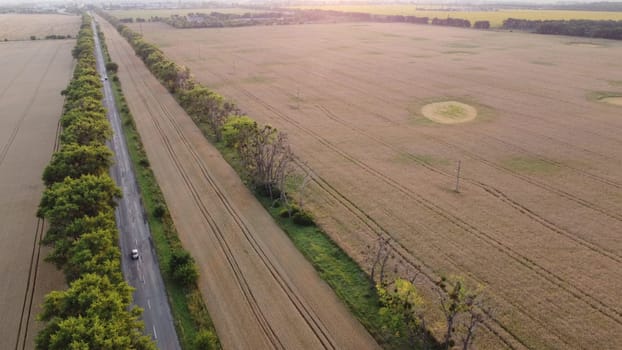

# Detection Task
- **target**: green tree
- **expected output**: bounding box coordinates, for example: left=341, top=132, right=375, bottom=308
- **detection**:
left=63, top=96, right=106, bottom=116
left=170, top=249, right=199, bottom=287
left=222, top=115, right=256, bottom=148
left=43, top=212, right=117, bottom=270
left=105, top=61, right=119, bottom=73
left=178, top=86, right=233, bottom=141
left=64, top=229, right=122, bottom=283
left=378, top=278, right=428, bottom=348
left=36, top=274, right=154, bottom=350
left=43, top=143, right=113, bottom=186
left=38, top=174, right=121, bottom=233
left=61, top=117, right=112, bottom=145
left=60, top=110, right=105, bottom=128
left=194, top=329, right=218, bottom=350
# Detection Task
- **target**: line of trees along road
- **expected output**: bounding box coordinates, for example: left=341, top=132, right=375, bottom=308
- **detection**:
left=35, top=14, right=154, bottom=350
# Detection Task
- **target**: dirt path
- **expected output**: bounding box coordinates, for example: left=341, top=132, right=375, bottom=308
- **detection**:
left=0, top=40, right=73, bottom=350
left=98, top=17, right=378, bottom=350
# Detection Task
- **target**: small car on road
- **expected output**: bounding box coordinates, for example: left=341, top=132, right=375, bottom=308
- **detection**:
left=131, top=249, right=139, bottom=260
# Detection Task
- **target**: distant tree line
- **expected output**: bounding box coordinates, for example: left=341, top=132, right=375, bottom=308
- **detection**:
left=503, top=18, right=622, bottom=40
left=431, top=17, right=471, bottom=28
left=547, top=2, right=622, bottom=12
left=158, top=8, right=481, bottom=29
left=35, top=14, right=154, bottom=350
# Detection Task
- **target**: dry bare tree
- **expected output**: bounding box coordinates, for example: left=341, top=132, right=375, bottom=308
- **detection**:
left=365, top=235, right=393, bottom=285
left=239, top=126, right=294, bottom=199
left=436, top=277, right=486, bottom=350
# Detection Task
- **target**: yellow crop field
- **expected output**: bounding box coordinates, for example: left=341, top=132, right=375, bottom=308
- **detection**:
left=132, top=20, right=622, bottom=349
left=294, top=5, right=622, bottom=27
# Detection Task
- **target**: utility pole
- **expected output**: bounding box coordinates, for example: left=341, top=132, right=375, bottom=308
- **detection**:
left=455, top=160, right=462, bottom=193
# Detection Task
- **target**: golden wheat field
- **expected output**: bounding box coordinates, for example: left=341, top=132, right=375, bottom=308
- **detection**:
left=130, top=20, right=622, bottom=349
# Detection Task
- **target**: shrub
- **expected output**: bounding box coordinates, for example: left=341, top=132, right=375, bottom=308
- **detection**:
left=106, top=62, right=119, bottom=73
left=153, top=203, right=166, bottom=218
left=255, top=183, right=280, bottom=199
left=170, top=249, right=198, bottom=287
left=293, top=210, right=314, bottom=226
left=139, top=157, right=150, bottom=167
left=172, top=261, right=198, bottom=288
left=194, top=329, right=218, bottom=350
left=30, top=35, right=36, bottom=40
left=279, top=205, right=300, bottom=218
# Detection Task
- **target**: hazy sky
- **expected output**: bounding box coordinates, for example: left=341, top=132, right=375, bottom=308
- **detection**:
left=0, top=0, right=611, bottom=6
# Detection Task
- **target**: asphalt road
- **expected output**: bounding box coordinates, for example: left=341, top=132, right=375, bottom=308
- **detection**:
left=91, top=17, right=181, bottom=350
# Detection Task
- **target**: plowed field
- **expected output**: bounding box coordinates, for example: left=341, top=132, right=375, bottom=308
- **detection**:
left=0, top=39, right=75, bottom=350
left=98, top=16, right=379, bottom=350
left=132, top=21, right=622, bottom=349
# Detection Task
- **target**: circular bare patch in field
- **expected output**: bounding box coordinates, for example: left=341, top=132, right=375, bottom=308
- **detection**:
left=601, top=97, right=622, bottom=106
left=421, top=101, right=477, bottom=124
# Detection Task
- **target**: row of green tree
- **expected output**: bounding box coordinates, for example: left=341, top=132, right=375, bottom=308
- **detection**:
left=35, top=14, right=154, bottom=350
left=503, top=18, right=622, bottom=40
left=159, top=9, right=486, bottom=29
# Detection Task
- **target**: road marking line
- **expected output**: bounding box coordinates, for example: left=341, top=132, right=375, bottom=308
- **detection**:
left=153, top=325, right=157, bottom=340
left=147, top=299, right=151, bottom=309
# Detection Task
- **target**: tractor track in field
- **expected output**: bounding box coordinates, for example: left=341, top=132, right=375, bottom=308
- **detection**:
left=229, top=84, right=567, bottom=350
left=218, top=51, right=622, bottom=235
left=312, top=104, right=622, bottom=264
left=137, top=22, right=622, bottom=349
left=14, top=218, right=45, bottom=350
left=292, top=159, right=548, bottom=350
left=221, top=39, right=622, bottom=154
left=0, top=43, right=61, bottom=169
left=228, top=81, right=622, bottom=329
left=0, top=43, right=42, bottom=101
left=303, top=55, right=622, bottom=180
left=205, top=60, right=622, bottom=346
left=103, top=22, right=372, bottom=349
left=286, top=36, right=622, bottom=139
left=470, top=130, right=622, bottom=189
left=220, top=50, right=622, bottom=223
left=11, top=47, right=64, bottom=350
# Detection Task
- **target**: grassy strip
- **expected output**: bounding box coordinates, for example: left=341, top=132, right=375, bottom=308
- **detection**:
left=97, top=30, right=219, bottom=349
